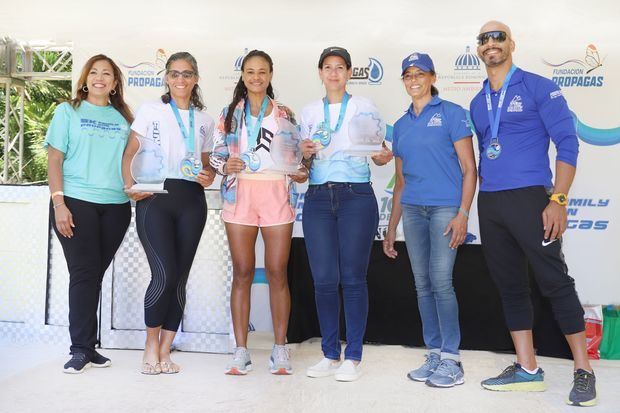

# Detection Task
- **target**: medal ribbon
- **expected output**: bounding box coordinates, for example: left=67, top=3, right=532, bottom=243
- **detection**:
left=484, top=64, right=517, bottom=147
left=169, top=99, right=195, bottom=154
left=322, top=92, right=350, bottom=137
left=244, top=96, right=269, bottom=150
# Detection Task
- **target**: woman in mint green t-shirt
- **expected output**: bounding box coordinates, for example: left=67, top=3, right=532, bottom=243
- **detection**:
left=46, top=54, right=134, bottom=374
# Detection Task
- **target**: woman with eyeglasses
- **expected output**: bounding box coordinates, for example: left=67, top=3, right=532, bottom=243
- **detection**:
left=47, top=54, right=133, bottom=374
left=210, top=50, right=308, bottom=376
left=383, top=52, right=476, bottom=388
left=122, top=51, right=216, bottom=375
left=300, top=47, right=393, bottom=382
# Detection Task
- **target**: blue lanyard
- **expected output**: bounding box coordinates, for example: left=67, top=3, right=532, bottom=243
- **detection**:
left=323, top=92, right=350, bottom=134
left=484, top=65, right=517, bottom=141
left=169, top=99, right=195, bottom=154
left=244, top=96, right=269, bottom=149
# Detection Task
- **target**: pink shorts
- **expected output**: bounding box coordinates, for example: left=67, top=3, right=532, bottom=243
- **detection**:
left=221, top=173, right=295, bottom=227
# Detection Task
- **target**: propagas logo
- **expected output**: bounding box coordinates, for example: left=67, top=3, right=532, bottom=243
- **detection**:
left=543, top=44, right=605, bottom=87
left=350, top=58, right=384, bottom=85
left=120, top=49, right=167, bottom=88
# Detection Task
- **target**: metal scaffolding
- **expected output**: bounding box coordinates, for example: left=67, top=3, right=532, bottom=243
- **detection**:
left=0, top=37, right=72, bottom=183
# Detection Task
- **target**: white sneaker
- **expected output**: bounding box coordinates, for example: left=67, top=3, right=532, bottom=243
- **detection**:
left=306, top=357, right=341, bottom=378
left=225, top=347, right=252, bottom=375
left=334, top=360, right=361, bottom=382
left=269, top=345, right=292, bottom=375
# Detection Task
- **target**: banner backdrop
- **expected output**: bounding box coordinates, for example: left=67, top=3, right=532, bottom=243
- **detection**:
left=5, top=0, right=617, bottom=307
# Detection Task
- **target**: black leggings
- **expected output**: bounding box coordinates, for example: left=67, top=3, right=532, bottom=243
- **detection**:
left=51, top=197, right=131, bottom=356
left=478, top=186, right=585, bottom=335
left=136, top=179, right=207, bottom=331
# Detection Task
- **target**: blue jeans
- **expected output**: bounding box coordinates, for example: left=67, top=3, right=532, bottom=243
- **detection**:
left=303, top=182, right=379, bottom=361
left=402, top=204, right=461, bottom=358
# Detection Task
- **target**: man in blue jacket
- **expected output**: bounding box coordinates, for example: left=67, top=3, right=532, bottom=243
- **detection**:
left=469, top=20, right=597, bottom=407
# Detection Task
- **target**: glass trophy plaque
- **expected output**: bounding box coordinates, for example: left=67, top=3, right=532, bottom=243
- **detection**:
left=269, top=117, right=303, bottom=174
left=345, top=111, right=386, bottom=156
left=130, top=137, right=168, bottom=193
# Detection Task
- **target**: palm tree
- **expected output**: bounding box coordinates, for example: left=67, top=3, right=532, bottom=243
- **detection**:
left=13, top=50, right=72, bottom=182
left=22, top=78, right=71, bottom=182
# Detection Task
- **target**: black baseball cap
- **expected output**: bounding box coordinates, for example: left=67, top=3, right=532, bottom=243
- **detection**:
left=318, top=47, right=352, bottom=69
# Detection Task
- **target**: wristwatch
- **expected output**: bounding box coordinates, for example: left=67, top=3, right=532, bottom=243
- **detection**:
left=549, top=193, right=568, bottom=206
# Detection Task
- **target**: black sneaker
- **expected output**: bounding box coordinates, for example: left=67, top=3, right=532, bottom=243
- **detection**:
left=91, top=351, right=111, bottom=368
left=63, top=353, right=91, bottom=374
left=567, top=369, right=597, bottom=407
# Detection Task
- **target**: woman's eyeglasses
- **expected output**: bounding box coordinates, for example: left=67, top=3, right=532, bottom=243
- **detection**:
left=166, top=70, right=196, bottom=79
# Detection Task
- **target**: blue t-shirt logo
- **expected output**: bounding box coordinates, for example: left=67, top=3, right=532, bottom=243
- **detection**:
left=507, top=95, right=524, bottom=113
left=427, top=113, right=442, bottom=127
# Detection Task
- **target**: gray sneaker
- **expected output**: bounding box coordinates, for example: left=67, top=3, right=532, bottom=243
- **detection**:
left=567, top=369, right=597, bottom=406
left=269, top=345, right=292, bottom=375
left=426, top=359, right=465, bottom=388
left=407, top=353, right=441, bottom=382
left=225, top=347, right=252, bottom=375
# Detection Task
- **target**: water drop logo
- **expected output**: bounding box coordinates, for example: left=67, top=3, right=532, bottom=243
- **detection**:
left=368, top=58, right=384, bottom=84
left=350, top=57, right=384, bottom=85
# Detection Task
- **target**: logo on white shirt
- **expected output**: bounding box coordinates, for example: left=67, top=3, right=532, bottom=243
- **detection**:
left=507, top=95, right=523, bottom=112
left=255, top=128, right=273, bottom=152
left=152, top=121, right=161, bottom=145
left=427, top=113, right=442, bottom=127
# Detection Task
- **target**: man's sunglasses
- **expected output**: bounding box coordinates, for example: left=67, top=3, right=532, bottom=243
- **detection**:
left=477, top=31, right=507, bottom=46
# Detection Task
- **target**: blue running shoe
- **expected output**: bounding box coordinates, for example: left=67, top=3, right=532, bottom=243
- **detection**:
left=481, top=363, right=546, bottom=392
left=426, top=359, right=465, bottom=388
left=567, top=369, right=597, bottom=407
left=407, top=353, right=441, bottom=382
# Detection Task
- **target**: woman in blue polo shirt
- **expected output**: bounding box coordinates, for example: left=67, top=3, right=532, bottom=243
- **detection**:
left=383, top=52, right=476, bottom=388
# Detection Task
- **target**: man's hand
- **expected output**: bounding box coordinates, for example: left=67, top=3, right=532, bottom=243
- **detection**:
left=542, top=201, right=567, bottom=240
